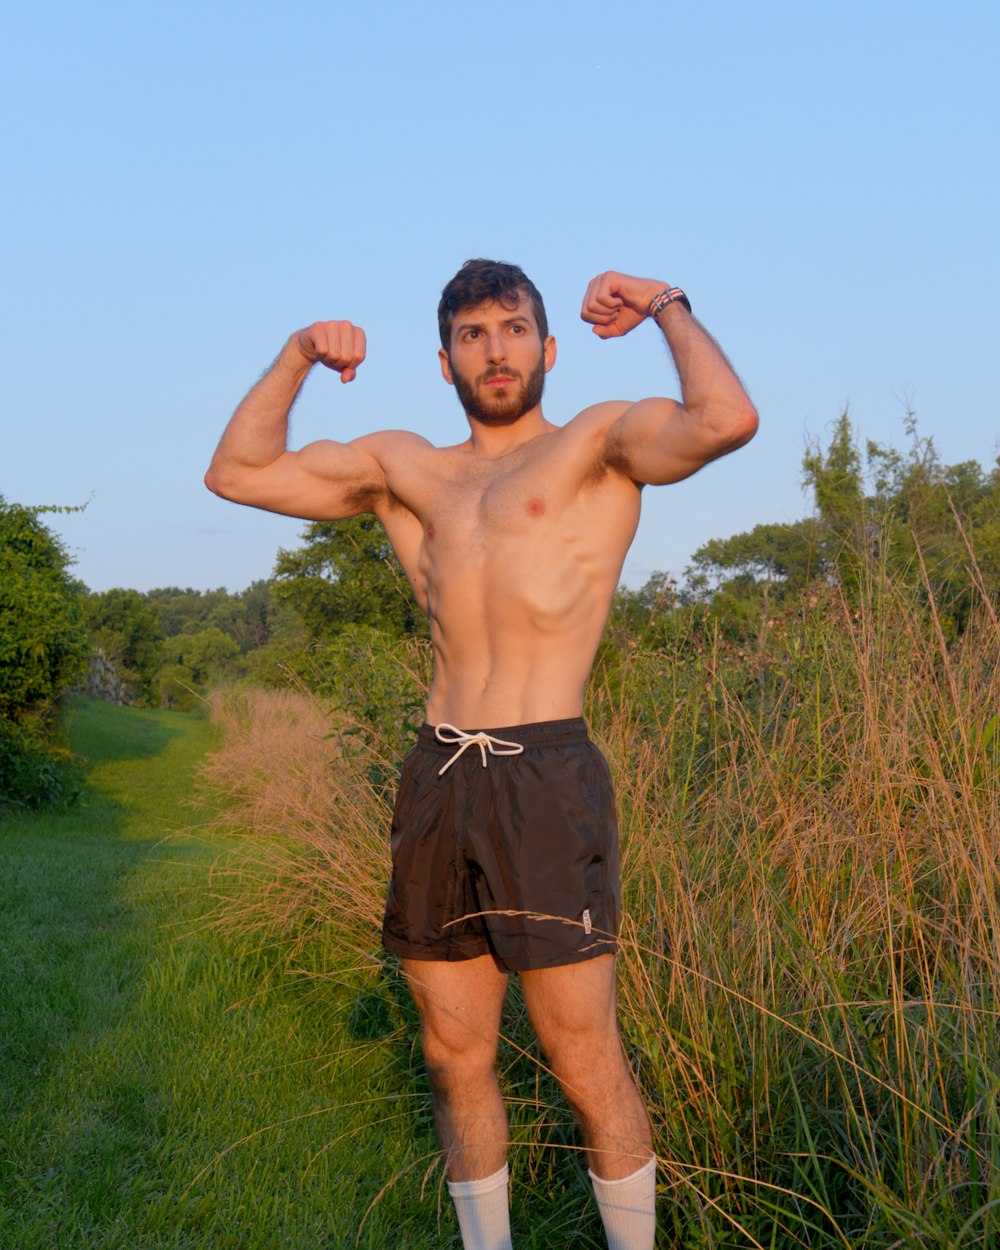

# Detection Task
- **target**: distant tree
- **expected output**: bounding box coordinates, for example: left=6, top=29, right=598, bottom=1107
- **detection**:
left=158, top=626, right=241, bottom=708
left=272, top=515, right=424, bottom=641
left=0, top=495, right=90, bottom=806
left=802, top=410, right=864, bottom=536
left=84, top=588, right=163, bottom=704
left=145, top=586, right=218, bottom=636
left=689, top=411, right=999, bottom=639
left=226, top=581, right=278, bottom=650
left=78, top=582, right=303, bottom=703
left=688, top=518, right=826, bottom=602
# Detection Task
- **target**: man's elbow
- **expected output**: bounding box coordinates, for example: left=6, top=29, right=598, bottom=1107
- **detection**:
left=732, top=401, right=759, bottom=450
left=204, top=461, right=242, bottom=501
left=710, top=399, right=759, bottom=457
left=204, top=463, right=223, bottom=497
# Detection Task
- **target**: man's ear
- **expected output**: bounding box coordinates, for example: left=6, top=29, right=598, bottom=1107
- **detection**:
left=543, top=335, right=557, bottom=373
left=438, top=348, right=454, bottom=385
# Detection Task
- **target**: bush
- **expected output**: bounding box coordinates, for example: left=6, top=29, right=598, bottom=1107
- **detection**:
left=0, top=496, right=90, bottom=808
left=0, top=717, right=81, bottom=810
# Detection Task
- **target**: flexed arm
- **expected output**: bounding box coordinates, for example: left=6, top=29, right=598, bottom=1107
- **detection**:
left=205, top=321, right=387, bottom=520
left=581, top=271, right=758, bottom=485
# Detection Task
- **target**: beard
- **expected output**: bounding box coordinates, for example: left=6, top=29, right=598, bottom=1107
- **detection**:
left=450, top=355, right=546, bottom=427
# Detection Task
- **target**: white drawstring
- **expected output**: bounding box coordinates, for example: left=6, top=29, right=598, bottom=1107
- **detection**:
left=434, top=723, right=525, bottom=776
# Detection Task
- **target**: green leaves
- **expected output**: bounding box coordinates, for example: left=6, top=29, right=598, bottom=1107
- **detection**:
left=83, top=588, right=164, bottom=704
left=0, top=493, right=90, bottom=808
left=687, top=412, right=1000, bottom=640
left=0, top=496, right=90, bottom=719
left=272, top=514, right=424, bottom=642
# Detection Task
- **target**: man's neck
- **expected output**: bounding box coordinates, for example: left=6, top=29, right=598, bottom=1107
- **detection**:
left=463, top=406, right=553, bottom=458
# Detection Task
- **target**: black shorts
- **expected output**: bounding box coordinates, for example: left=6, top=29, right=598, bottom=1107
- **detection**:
left=381, top=718, right=620, bottom=972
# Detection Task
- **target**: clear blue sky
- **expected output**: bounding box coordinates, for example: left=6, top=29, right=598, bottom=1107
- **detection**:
left=3, top=0, right=997, bottom=593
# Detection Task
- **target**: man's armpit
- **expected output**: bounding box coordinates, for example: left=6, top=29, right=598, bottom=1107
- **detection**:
left=600, top=420, right=634, bottom=478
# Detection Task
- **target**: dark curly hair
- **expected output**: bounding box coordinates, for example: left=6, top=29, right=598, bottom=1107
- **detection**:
left=438, top=259, right=548, bottom=350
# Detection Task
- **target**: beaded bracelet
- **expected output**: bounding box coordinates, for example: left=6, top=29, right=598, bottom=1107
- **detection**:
left=648, top=287, right=692, bottom=318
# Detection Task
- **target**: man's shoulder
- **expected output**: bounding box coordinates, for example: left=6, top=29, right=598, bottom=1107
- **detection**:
left=533, top=402, right=644, bottom=490
left=353, top=429, right=435, bottom=454
left=560, top=400, right=633, bottom=436
left=545, top=401, right=633, bottom=464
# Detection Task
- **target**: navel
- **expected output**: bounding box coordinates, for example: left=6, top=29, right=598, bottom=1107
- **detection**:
left=525, top=496, right=546, bottom=518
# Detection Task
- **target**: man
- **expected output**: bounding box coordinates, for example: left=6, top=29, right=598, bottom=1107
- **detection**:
left=206, top=261, right=757, bottom=1250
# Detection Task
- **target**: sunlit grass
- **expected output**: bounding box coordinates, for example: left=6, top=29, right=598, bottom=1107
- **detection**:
left=201, top=538, right=1000, bottom=1248
left=0, top=699, right=462, bottom=1248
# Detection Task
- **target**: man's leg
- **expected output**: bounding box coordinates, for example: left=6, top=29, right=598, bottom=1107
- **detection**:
left=521, top=953, right=655, bottom=1250
left=402, top=954, right=512, bottom=1250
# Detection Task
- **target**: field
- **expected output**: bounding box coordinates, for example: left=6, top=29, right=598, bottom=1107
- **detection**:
left=0, top=699, right=467, bottom=1248
left=202, top=555, right=1000, bottom=1249
left=3, top=545, right=999, bottom=1248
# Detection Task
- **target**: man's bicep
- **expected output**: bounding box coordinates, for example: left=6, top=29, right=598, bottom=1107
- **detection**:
left=604, top=398, right=709, bottom=486
left=293, top=436, right=389, bottom=515
left=210, top=437, right=387, bottom=520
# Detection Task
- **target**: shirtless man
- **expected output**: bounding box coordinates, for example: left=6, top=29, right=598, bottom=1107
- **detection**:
left=205, top=260, right=757, bottom=1250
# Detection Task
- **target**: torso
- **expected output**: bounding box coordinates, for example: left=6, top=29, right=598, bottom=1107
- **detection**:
left=366, top=405, right=641, bottom=728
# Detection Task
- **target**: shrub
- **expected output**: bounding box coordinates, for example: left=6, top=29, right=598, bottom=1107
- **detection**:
left=0, top=496, right=89, bottom=808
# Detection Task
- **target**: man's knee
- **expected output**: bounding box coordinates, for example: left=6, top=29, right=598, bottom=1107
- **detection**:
left=420, top=1020, right=500, bottom=1092
left=530, top=994, right=622, bottom=1072
left=540, top=1025, right=635, bottom=1110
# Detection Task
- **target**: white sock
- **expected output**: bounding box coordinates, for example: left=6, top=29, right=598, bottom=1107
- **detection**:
left=446, top=1162, right=513, bottom=1250
left=589, top=1156, right=656, bottom=1250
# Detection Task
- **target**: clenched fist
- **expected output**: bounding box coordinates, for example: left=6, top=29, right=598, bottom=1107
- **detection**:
left=295, top=320, right=367, bottom=383
left=580, top=271, right=667, bottom=340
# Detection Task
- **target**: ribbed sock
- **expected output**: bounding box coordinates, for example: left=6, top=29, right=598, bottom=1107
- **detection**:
left=446, top=1162, right=513, bottom=1250
left=589, top=1156, right=656, bottom=1250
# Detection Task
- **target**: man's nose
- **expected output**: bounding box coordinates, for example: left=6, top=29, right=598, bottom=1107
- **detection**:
left=486, top=332, right=506, bottom=362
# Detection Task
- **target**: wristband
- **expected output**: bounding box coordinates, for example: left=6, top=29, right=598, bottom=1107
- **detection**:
left=648, top=287, right=692, bottom=318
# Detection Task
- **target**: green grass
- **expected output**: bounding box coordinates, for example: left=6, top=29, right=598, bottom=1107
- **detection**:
left=0, top=697, right=479, bottom=1249
left=198, top=549, right=1000, bottom=1249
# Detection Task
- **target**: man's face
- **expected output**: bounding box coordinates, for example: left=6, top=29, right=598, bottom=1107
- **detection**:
left=439, top=291, right=556, bottom=427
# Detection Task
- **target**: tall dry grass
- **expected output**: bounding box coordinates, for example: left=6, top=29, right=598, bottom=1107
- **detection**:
left=201, top=549, right=1000, bottom=1249
left=202, top=685, right=393, bottom=967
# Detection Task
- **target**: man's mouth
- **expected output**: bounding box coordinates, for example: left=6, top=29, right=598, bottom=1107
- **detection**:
left=482, top=372, right=518, bottom=388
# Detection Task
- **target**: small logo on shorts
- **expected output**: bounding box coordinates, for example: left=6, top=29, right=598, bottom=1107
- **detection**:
left=582, top=908, right=592, bottom=935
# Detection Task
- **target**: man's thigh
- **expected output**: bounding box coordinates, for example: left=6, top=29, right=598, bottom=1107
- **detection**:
left=402, top=954, right=510, bottom=1058
left=520, top=953, right=620, bottom=1055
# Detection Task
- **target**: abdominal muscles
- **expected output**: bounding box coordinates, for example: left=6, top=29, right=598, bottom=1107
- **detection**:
left=423, top=534, right=618, bottom=726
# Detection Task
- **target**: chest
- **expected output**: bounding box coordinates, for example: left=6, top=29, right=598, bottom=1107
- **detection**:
left=404, top=442, right=579, bottom=541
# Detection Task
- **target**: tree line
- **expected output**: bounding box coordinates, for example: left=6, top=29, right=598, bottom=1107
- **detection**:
left=3, top=412, right=997, bottom=808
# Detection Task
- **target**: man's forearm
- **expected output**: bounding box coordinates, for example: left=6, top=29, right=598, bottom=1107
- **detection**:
left=651, top=300, right=753, bottom=429
left=582, top=269, right=754, bottom=425
left=209, top=337, right=313, bottom=480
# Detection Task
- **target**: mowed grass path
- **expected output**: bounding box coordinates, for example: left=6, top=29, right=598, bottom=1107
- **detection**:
left=0, top=698, right=454, bottom=1250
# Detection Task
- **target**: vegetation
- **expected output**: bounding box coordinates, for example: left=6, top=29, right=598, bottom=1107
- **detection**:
left=0, top=698, right=460, bottom=1249
left=6, top=412, right=998, bottom=1243
left=192, top=414, right=1000, bottom=1247
left=200, top=520, right=1000, bottom=1247
left=76, top=517, right=423, bottom=711
left=84, top=587, right=164, bottom=704
left=80, top=581, right=295, bottom=710
left=272, top=514, right=425, bottom=642
left=683, top=411, right=1000, bottom=638
left=0, top=495, right=90, bottom=808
